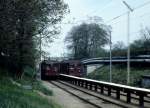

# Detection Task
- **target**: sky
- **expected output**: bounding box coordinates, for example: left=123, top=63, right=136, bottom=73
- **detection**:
left=44, top=0, right=150, bottom=57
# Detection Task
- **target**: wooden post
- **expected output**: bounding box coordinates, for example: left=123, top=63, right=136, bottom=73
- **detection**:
left=90, top=83, right=92, bottom=90
left=108, top=87, right=111, bottom=96
left=101, top=86, right=104, bottom=94
left=81, top=81, right=84, bottom=87
left=127, top=92, right=131, bottom=103
left=95, top=85, right=97, bottom=91
left=85, top=82, right=88, bottom=89
left=116, top=90, right=120, bottom=99
left=139, top=94, right=144, bottom=107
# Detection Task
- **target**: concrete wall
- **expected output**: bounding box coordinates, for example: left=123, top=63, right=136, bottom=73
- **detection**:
left=87, top=64, right=102, bottom=74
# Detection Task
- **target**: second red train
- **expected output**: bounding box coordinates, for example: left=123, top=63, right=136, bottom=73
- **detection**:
left=41, top=60, right=84, bottom=80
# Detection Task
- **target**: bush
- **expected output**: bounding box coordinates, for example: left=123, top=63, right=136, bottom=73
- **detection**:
left=24, top=66, right=36, bottom=78
left=87, top=65, right=150, bottom=86
left=0, top=78, right=60, bottom=108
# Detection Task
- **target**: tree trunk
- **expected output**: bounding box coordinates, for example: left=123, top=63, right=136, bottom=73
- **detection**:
left=17, top=15, right=25, bottom=79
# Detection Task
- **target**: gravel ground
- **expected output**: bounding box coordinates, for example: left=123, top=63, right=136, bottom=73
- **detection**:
left=42, top=81, right=95, bottom=108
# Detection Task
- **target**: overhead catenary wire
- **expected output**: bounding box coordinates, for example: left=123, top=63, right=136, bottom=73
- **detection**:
left=59, top=0, right=115, bottom=25
left=65, top=0, right=114, bottom=25
left=57, top=0, right=150, bottom=47
left=86, top=0, right=113, bottom=16
left=106, top=0, right=150, bottom=24
left=110, top=11, right=150, bottom=26
left=134, top=0, right=150, bottom=10
left=60, top=0, right=150, bottom=25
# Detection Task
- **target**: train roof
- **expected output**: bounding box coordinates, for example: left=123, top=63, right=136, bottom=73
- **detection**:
left=42, top=60, right=59, bottom=64
left=61, top=60, right=81, bottom=64
left=41, top=59, right=82, bottom=64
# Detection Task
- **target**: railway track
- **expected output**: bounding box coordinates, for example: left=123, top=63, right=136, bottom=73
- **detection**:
left=50, top=81, right=139, bottom=108
left=59, top=74, right=150, bottom=108
left=57, top=81, right=150, bottom=108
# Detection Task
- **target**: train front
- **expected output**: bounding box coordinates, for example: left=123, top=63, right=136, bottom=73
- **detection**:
left=41, top=60, right=60, bottom=80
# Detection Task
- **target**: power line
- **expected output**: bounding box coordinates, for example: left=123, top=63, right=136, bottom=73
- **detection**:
left=60, top=0, right=114, bottom=25
left=134, top=0, right=150, bottom=10
left=106, top=12, right=127, bottom=23
left=90, top=0, right=150, bottom=24
left=69, top=0, right=114, bottom=24
left=110, top=11, right=150, bottom=26
left=106, top=0, right=150, bottom=24
left=87, top=0, right=113, bottom=16
left=59, top=1, right=150, bottom=26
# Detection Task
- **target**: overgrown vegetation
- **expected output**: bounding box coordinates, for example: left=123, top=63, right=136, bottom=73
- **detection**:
left=16, top=76, right=53, bottom=96
left=0, top=0, right=68, bottom=78
left=112, top=27, right=150, bottom=57
left=0, top=68, right=61, bottom=108
left=87, top=65, right=150, bottom=86
left=0, top=77, right=61, bottom=108
left=0, top=1, right=68, bottom=107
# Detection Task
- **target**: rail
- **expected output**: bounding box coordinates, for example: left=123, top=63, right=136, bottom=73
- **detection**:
left=59, top=74, right=150, bottom=107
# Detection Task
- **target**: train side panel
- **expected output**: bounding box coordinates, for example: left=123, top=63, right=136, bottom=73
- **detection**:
left=40, top=60, right=84, bottom=80
left=67, top=60, right=83, bottom=77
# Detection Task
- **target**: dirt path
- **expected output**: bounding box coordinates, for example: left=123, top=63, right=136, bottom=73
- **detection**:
left=42, top=81, right=95, bottom=108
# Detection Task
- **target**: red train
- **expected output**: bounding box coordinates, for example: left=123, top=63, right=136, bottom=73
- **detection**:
left=40, top=60, right=84, bottom=80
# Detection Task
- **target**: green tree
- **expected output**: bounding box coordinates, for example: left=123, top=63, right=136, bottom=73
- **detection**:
left=0, top=0, right=68, bottom=78
left=110, top=27, right=150, bottom=57
left=65, top=23, right=109, bottom=59
left=112, top=41, right=126, bottom=56
left=130, top=27, right=150, bottom=55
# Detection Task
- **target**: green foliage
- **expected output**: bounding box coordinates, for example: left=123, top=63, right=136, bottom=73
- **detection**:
left=112, top=41, right=127, bottom=56
left=130, top=34, right=150, bottom=56
left=65, top=23, right=110, bottom=59
left=111, top=27, right=150, bottom=57
left=87, top=65, right=150, bottom=86
left=33, top=81, right=53, bottom=96
left=0, top=78, right=60, bottom=108
left=0, top=68, right=9, bottom=78
left=23, top=66, right=36, bottom=78
left=0, top=0, right=68, bottom=77
left=15, top=75, right=53, bottom=96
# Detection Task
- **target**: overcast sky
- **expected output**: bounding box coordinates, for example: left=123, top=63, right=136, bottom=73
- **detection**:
left=44, top=0, right=150, bottom=57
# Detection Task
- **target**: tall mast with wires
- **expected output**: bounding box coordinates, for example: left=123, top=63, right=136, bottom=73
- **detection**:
left=122, top=1, right=133, bottom=85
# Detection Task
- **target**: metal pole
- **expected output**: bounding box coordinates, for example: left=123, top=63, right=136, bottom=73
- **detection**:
left=127, top=12, right=130, bottom=85
left=40, top=34, right=42, bottom=61
left=122, top=1, right=133, bottom=85
left=109, top=31, right=112, bottom=82
left=39, top=34, right=42, bottom=80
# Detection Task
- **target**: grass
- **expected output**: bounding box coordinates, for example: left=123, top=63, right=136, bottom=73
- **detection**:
left=16, top=76, right=53, bottom=96
left=33, top=81, right=53, bottom=96
left=87, top=65, right=150, bottom=86
left=0, top=69, right=61, bottom=108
